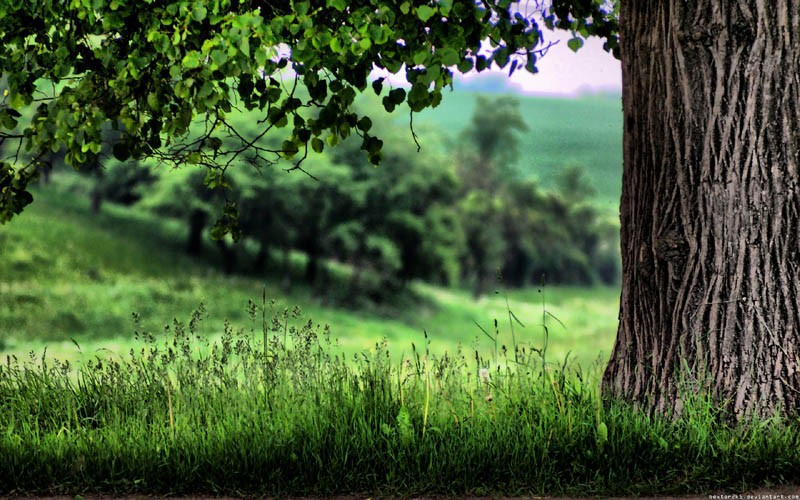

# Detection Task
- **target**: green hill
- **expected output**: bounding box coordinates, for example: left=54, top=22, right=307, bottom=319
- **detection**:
left=416, top=91, right=623, bottom=209
left=0, top=183, right=619, bottom=367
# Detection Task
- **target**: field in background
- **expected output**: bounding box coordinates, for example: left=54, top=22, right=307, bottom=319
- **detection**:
left=0, top=184, right=619, bottom=368
left=417, top=92, right=623, bottom=207
left=6, top=94, right=799, bottom=498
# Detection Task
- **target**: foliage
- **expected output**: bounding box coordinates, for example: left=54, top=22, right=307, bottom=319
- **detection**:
left=458, top=95, right=529, bottom=192
left=137, top=99, right=468, bottom=298
left=133, top=94, right=618, bottom=296
left=94, top=158, right=157, bottom=206
left=417, top=92, right=624, bottom=205
left=0, top=0, right=619, bottom=225
left=455, top=96, right=619, bottom=295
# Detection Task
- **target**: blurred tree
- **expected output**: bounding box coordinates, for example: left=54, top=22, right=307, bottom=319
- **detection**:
left=458, top=191, right=506, bottom=298
left=236, top=166, right=302, bottom=288
left=330, top=107, right=464, bottom=299
left=455, top=98, right=618, bottom=293
left=95, top=159, right=157, bottom=207
left=140, top=168, right=238, bottom=273
left=457, top=96, right=529, bottom=193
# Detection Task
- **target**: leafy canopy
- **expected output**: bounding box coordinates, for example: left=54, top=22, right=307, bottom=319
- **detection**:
left=0, top=0, right=618, bottom=224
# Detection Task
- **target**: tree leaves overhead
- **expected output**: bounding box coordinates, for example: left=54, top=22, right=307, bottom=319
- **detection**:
left=0, top=0, right=618, bottom=223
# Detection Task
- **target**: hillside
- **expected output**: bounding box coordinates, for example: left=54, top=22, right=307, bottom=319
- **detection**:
left=416, top=91, right=623, bottom=208
left=0, top=184, right=619, bottom=367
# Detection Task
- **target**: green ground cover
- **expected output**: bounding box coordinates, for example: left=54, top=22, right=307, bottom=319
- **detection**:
left=1, top=302, right=797, bottom=497
left=1, top=167, right=798, bottom=497
left=4, top=97, right=795, bottom=496
left=0, top=185, right=619, bottom=368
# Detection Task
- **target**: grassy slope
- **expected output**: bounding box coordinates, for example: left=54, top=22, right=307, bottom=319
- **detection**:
left=416, top=91, right=623, bottom=208
left=0, top=184, right=619, bottom=367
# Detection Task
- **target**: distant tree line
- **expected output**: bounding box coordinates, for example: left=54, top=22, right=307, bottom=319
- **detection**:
left=36, top=96, right=619, bottom=302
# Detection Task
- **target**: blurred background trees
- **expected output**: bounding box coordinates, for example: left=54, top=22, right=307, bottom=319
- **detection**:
left=20, top=95, right=619, bottom=305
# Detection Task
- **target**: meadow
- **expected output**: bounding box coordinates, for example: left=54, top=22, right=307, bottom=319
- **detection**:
left=3, top=94, right=798, bottom=496
left=2, top=176, right=799, bottom=498
left=0, top=183, right=619, bottom=368
left=1, top=271, right=798, bottom=496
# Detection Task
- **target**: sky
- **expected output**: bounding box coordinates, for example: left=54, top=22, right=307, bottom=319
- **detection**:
left=454, top=31, right=622, bottom=97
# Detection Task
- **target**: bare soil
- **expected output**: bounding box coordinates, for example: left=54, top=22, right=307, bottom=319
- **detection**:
left=4, top=485, right=800, bottom=500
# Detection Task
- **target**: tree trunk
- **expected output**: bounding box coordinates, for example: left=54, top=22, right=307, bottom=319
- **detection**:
left=217, top=239, right=237, bottom=275
left=90, top=188, right=102, bottom=213
left=603, top=1, right=800, bottom=420
left=281, top=246, right=292, bottom=291
left=187, top=209, right=207, bottom=256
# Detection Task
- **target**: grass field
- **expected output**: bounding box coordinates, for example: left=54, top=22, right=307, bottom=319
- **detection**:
left=5, top=94, right=796, bottom=497
left=0, top=183, right=620, bottom=368
left=2, top=291, right=798, bottom=497
left=2, top=166, right=799, bottom=498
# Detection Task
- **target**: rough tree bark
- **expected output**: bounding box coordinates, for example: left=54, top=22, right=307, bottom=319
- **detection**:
left=602, top=1, right=800, bottom=419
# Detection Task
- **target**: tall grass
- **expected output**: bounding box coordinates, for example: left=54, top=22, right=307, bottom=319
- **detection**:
left=1, top=298, right=799, bottom=496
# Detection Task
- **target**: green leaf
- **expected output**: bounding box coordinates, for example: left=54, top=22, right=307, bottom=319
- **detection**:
left=457, top=57, right=474, bottom=73
left=413, top=49, right=429, bottom=66
left=281, top=139, right=299, bottom=157
left=407, top=83, right=430, bottom=112
left=356, top=116, right=372, bottom=132
left=416, top=5, right=436, bottom=22
left=182, top=51, right=201, bottom=69
left=294, top=1, right=310, bottom=16
left=493, top=46, right=509, bottom=68
left=475, top=55, right=489, bottom=71
left=369, top=24, right=390, bottom=45
left=146, top=92, right=160, bottom=111
left=192, top=4, right=207, bottom=22
left=327, top=0, right=346, bottom=11
left=596, top=421, right=608, bottom=445
left=211, top=49, right=228, bottom=67
left=372, top=78, right=384, bottom=95
left=254, top=48, right=268, bottom=67
left=0, top=110, right=19, bottom=129
left=438, top=47, right=460, bottom=66
left=525, top=53, right=538, bottom=73
left=388, top=87, right=406, bottom=105
left=567, top=37, right=584, bottom=52
left=311, top=137, right=324, bottom=153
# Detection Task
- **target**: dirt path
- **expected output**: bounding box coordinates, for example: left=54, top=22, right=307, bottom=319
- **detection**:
left=4, top=485, right=800, bottom=499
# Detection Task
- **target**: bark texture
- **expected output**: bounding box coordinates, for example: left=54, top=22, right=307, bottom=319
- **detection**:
left=603, top=1, right=800, bottom=419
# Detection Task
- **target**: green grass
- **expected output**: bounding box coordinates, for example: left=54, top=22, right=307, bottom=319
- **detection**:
left=2, top=176, right=799, bottom=497
left=416, top=92, right=623, bottom=207
left=1, top=302, right=798, bottom=497
left=0, top=183, right=619, bottom=367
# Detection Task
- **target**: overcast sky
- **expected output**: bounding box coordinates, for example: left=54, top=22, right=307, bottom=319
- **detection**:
left=455, top=31, right=622, bottom=97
